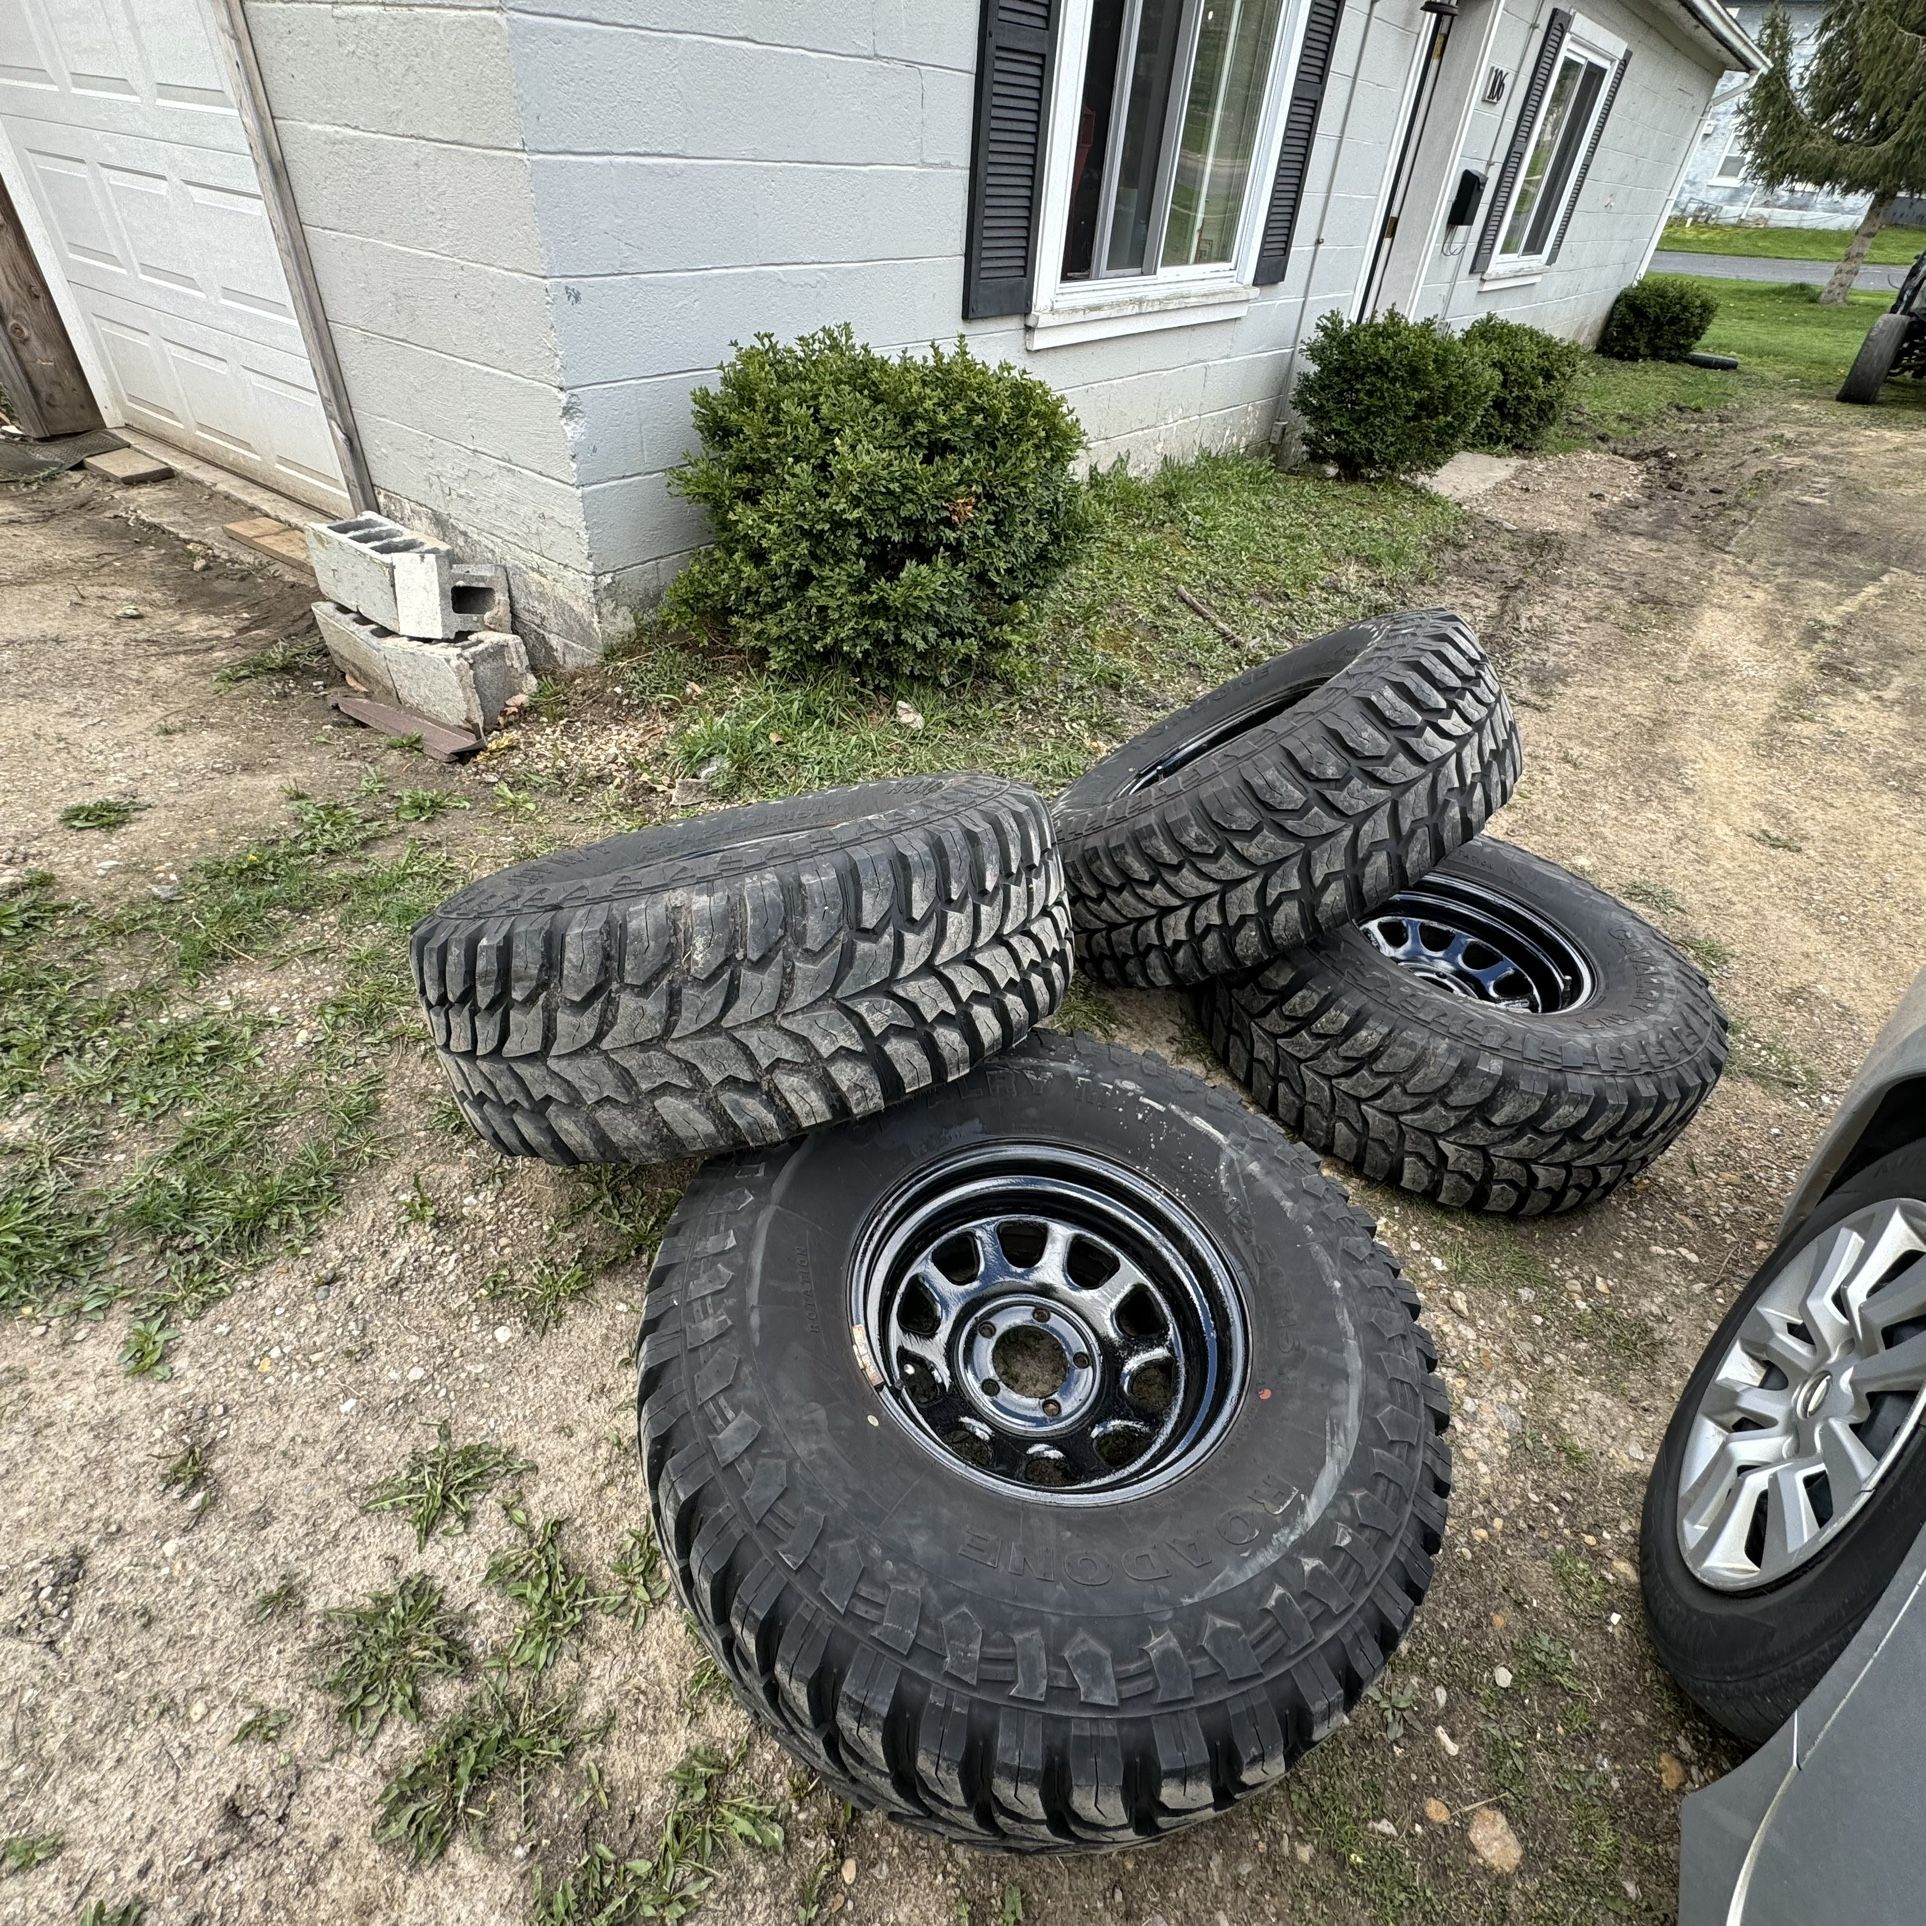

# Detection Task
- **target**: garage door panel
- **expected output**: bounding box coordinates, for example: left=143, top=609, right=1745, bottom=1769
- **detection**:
left=0, top=0, right=345, bottom=507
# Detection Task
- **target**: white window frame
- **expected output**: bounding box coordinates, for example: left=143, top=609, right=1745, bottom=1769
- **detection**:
left=1712, top=139, right=1749, bottom=185
left=1027, top=0, right=1314, bottom=348
left=1485, top=12, right=1626, bottom=281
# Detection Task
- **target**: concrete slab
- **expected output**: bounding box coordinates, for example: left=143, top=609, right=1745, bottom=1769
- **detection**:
left=83, top=446, right=174, bottom=484
left=1425, top=451, right=1523, bottom=503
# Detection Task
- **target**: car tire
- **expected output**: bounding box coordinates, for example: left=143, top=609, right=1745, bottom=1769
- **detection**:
left=1838, top=312, right=1908, bottom=405
left=1051, top=610, right=1521, bottom=988
left=1194, top=837, right=1728, bottom=1214
left=1641, top=1142, right=1926, bottom=1745
left=637, top=1031, right=1451, bottom=1850
left=411, top=775, right=1072, bottom=1167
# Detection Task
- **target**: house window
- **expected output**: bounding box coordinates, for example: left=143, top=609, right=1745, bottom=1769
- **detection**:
left=1712, top=140, right=1748, bottom=184
left=1029, top=0, right=1301, bottom=340
left=1492, top=17, right=1624, bottom=272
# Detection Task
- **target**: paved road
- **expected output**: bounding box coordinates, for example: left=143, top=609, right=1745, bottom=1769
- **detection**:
left=1652, top=249, right=1909, bottom=291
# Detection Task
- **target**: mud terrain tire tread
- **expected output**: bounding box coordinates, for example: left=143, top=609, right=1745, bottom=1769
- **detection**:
left=1053, top=610, right=1522, bottom=988
left=411, top=776, right=1072, bottom=1167
left=635, top=1035, right=1452, bottom=1849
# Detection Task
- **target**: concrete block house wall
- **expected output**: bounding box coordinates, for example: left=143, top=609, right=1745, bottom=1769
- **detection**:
left=1, top=0, right=1754, bottom=665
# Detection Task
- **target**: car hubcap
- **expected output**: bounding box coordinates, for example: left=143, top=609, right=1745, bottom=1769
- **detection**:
left=850, top=1147, right=1248, bottom=1503
left=1678, top=1199, right=1926, bottom=1591
left=1359, top=873, right=1595, bottom=1014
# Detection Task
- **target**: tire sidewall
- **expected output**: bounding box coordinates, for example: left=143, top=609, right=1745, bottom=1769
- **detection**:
left=677, top=1036, right=1433, bottom=1642
left=1641, top=1140, right=1926, bottom=1721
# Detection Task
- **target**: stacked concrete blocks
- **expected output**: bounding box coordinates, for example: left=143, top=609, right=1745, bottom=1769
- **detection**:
left=306, top=514, right=532, bottom=736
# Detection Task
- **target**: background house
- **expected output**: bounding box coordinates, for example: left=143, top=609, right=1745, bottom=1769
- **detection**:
left=1, top=0, right=1759, bottom=667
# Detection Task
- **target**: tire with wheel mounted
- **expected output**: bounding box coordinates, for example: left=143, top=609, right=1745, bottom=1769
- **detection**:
left=1194, top=836, right=1728, bottom=1214
left=1641, top=1143, right=1926, bottom=1744
left=411, top=775, right=1072, bottom=1168
left=637, top=1030, right=1451, bottom=1849
left=1051, top=609, right=1521, bottom=988
left=1838, top=312, right=1909, bottom=405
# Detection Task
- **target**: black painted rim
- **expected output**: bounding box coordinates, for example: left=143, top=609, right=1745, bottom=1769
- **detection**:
left=1359, top=871, right=1597, bottom=1014
left=849, top=1145, right=1249, bottom=1505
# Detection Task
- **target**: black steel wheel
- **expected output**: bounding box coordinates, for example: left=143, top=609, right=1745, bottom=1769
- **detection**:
left=638, top=1031, right=1450, bottom=1850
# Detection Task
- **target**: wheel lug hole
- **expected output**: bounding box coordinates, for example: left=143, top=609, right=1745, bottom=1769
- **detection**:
left=976, top=1320, right=996, bottom=1340
left=1042, top=1398, right=1062, bottom=1418
left=1073, top=1351, right=1091, bottom=1369
left=1032, top=1306, right=1050, bottom=1323
left=982, top=1377, right=1000, bottom=1396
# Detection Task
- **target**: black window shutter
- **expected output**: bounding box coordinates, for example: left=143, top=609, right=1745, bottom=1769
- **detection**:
left=1470, top=8, right=1571, bottom=275
left=963, top=0, right=1061, bottom=320
left=1547, top=49, right=1629, bottom=263
left=1253, top=0, right=1347, bottom=285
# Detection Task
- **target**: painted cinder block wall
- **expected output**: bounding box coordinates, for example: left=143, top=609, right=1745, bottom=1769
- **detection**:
left=245, top=0, right=1728, bottom=665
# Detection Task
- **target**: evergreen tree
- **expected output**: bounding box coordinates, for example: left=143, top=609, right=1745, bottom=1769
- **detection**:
left=1739, top=0, right=1926, bottom=303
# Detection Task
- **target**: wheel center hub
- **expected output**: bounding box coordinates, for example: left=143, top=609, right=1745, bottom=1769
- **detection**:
left=961, top=1295, right=1101, bottom=1434
left=1795, top=1369, right=1834, bottom=1421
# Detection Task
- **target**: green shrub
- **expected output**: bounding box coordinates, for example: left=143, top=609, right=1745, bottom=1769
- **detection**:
left=1460, top=315, right=1584, bottom=450
left=1597, top=275, right=1719, bottom=361
left=1293, top=310, right=1499, bottom=480
left=666, top=326, right=1086, bottom=685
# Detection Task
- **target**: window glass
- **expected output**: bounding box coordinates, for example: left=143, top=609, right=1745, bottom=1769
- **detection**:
left=1164, top=0, right=1288, bottom=267
left=1063, top=0, right=1129, bottom=280
left=1501, top=52, right=1605, bottom=259
left=1713, top=141, right=1748, bottom=184
left=1106, top=0, right=1186, bottom=273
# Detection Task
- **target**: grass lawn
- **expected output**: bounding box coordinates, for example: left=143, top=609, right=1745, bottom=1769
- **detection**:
left=1554, top=274, right=1926, bottom=444
left=1661, top=218, right=1926, bottom=266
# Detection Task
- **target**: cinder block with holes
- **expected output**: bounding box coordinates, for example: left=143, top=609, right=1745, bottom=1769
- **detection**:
left=312, top=601, right=534, bottom=735
left=306, top=514, right=507, bottom=639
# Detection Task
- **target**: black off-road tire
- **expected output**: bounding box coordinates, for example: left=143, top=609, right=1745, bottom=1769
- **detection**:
left=1196, top=837, right=1728, bottom=1214
left=1642, top=1143, right=1926, bottom=1744
left=411, top=776, right=1072, bottom=1167
left=1838, top=312, right=1908, bottom=405
left=1052, top=610, right=1521, bottom=988
left=636, top=1031, right=1450, bottom=1851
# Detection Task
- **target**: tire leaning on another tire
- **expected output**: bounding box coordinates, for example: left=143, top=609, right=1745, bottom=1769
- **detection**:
left=638, top=1031, right=1451, bottom=1849
left=1195, top=836, right=1728, bottom=1214
left=1641, top=1143, right=1926, bottom=1744
left=1052, top=609, right=1522, bottom=988
left=1838, top=311, right=1908, bottom=405
left=411, top=775, right=1073, bottom=1168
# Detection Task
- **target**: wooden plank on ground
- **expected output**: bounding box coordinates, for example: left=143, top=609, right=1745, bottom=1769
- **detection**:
left=224, top=515, right=317, bottom=581
left=327, top=689, right=481, bottom=763
left=0, top=173, right=103, bottom=439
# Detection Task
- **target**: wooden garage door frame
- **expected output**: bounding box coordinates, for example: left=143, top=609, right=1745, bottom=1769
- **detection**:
left=0, top=0, right=371, bottom=509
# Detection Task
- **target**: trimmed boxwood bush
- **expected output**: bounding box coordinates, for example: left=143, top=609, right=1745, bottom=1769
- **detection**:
left=1598, top=275, right=1719, bottom=361
left=1461, top=314, right=1584, bottom=450
left=1293, top=309, right=1499, bottom=480
left=666, top=326, right=1086, bottom=686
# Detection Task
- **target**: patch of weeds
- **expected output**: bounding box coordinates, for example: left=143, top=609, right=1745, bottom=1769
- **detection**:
left=319, top=941, right=417, bottom=1041
left=385, top=733, right=424, bottom=752
left=87, top=1011, right=263, bottom=1121
left=321, top=1573, right=469, bottom=1738
left=399, top=1175, right=439, bottom=1227
left=1621, top=879, right=1686, bottom=916
left=160, top=1438, right=211, bottom=1502
left=560, top=1165, right=687, bottom=1267
left=486, top=1503, right=607, bottom=1671
left=364, top=1421, right=535, bottom=1548
left=483, top=1252, right=596, bottom=1334
left=607, top=1523, right=671, bottom=1628
left=1676, top=931, right=1734, bottom=974
left=79, top=1903, right=145, bottom=1926
left=1283, top=1746, right=1435, bottom=1921
left=1520, top=1630, right=1586, bottom=1697
left=348, top=841, right=461, bottom=934
left=793, top=1786, right=858, bottom=1926
left=1729, top=1016, right=1819, bottom=1095
left=60, top=796, right=147, bottom=832
left=1753, top=827, right=1802, bottom=853
left=375, top=1681, right=591, bottom=1866
left=430, top=1093, right=471, bottom=1139
left=215, top=632, right=324, bottom=685
left=1050, top=980, right=1122, bottom=1039
left=1550, top=1547, right=1610, bottom=1617
left=0, top=1159, right=104, bottom=1312
left=0, top=1831, right=61, bottom=1874
left=535, top=1743, right=781, bottom=1925
left=119, top=1313, right=178, bottom=1378
left=232, top=1705, right=291, bottom=1746
left=997, top=1885, right=1027, bottom=1926
left=251, top=1576, right=305, bottom=1622
left=392, top=788, right=469, bottom=823
left=683, top=1639, right=732, bottom=1711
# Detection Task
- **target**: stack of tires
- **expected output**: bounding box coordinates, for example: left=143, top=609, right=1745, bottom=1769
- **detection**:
left=1054, top=609, right=1728, bottom=1216
left=406, top=609, right=1720, bottom=1854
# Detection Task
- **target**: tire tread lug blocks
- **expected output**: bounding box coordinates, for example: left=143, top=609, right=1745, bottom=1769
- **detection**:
left=305, top=512, right=528, bottom=734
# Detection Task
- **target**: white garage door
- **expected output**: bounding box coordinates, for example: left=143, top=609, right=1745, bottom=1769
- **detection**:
left=0, top=0, right=348, bottom=509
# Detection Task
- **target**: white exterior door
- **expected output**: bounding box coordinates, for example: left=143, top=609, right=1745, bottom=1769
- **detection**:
left=0, top=0, right=348, bottom=509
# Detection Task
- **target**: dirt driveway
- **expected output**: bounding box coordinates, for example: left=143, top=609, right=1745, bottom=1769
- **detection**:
left=3, top=399, right=1924, bottom=1926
